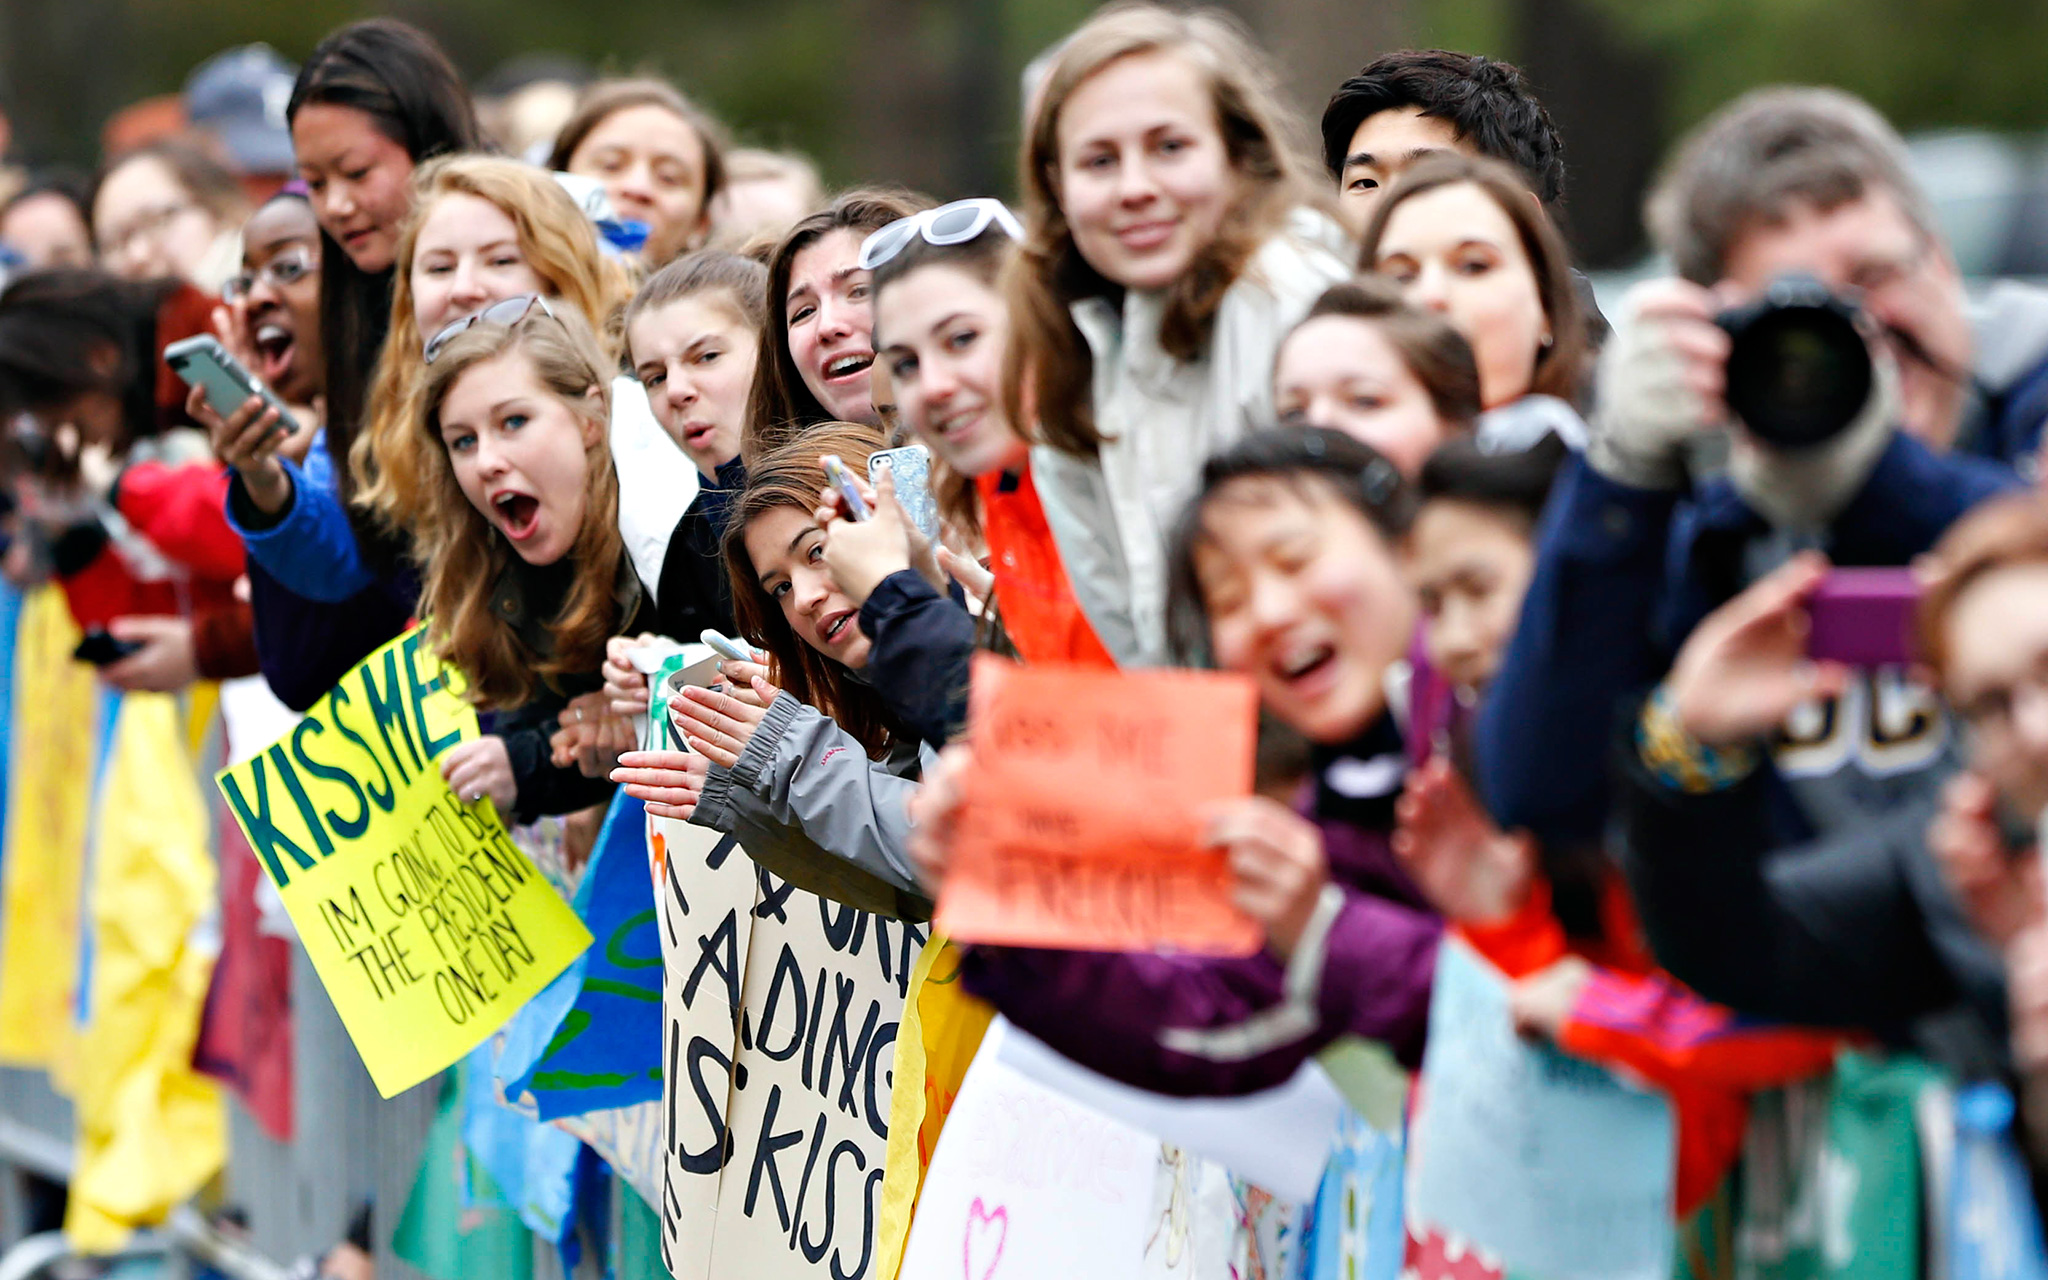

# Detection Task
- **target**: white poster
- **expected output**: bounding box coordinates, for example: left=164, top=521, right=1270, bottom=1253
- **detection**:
left=653, top=815, right=922, bottom=1280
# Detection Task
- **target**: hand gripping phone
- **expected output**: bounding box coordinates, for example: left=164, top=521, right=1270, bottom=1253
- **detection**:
left=820, top=454, right=871, bottom=521
left=164, top=334, right=299, bottom=437
left=869, top=444, right=940, bottom=542
left=74, top=628, right=142, bottom=666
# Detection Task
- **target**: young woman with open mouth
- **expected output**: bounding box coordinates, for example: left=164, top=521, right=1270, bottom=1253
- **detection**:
left=742, top=189, right=931, bottom=462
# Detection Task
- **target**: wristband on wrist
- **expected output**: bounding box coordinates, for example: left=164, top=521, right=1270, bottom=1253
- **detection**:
left=1636, top=683, right=1760, bottom=793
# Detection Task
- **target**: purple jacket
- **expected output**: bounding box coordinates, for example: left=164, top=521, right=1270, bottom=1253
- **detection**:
left=959, top=783, right=1442, bottom=1097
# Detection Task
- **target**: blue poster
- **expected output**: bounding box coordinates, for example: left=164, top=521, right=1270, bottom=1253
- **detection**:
left=1409, top=939, right=1675, bottom=1280
left=497, top=790, right=664, bottom=1119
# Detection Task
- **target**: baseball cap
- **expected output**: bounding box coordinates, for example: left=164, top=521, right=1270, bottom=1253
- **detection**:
left=184, top=44, right=298, bottom=176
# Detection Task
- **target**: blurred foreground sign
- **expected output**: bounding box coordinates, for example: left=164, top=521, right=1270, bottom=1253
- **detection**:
left=939, top=656, right=1260, bottom=955
left=1409, top=939, right=1675, bottom=1280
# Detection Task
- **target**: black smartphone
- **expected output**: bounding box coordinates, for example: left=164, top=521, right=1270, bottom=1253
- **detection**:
left=73, top=628, right=143, bottom=666
left=1996, top=797, right=2041, bottom=856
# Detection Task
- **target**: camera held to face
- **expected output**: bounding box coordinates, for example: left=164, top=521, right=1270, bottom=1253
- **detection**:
left=1716, top=273, right=1874, bottom=450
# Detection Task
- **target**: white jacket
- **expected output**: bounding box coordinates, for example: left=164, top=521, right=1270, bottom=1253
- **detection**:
left=608, top=374, right=698, bottom=594
left=1053, top=209, right=1351, bottom=665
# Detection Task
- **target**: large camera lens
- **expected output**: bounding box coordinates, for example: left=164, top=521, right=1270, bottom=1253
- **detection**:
left=1717, top=274, right=1873, bottom=450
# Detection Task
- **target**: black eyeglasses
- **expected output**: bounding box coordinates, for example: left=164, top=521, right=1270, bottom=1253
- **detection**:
left=422, top=294, right=555, bottom=364
left=222, top=245, right=316, bottom=304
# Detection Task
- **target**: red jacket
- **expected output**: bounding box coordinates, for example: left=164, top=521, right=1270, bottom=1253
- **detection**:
left=49, top=285, right=253, bottom=678
left=978, top=465, right=1115, bottom=669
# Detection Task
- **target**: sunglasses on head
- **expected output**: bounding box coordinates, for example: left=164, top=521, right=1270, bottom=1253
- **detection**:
left=857, top=198, right=1024, bottom=272
left=422, top=294, right=556, bottom=364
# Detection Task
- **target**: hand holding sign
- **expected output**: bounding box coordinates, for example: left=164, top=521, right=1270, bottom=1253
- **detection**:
left=440, top=735, right=515, bottom=814
left=938, top=656, right=1262, bottom=955
left=611, top=748, right=709, bottom=821
left=215, top=627, right=591, bottom=1097
left=1207, top=796, right=1330, bottom=961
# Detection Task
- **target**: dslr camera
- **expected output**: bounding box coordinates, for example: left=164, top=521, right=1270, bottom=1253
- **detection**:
left=1716, top=273, right=1874, bottom=449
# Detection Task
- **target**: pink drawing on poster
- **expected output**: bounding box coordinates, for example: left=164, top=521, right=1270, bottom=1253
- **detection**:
left=964, top=1197, right=1009, bottom=1280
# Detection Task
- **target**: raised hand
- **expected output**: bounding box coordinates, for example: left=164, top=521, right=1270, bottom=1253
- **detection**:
left=601, top=632, right=659, bottom=717
left=668, top=679, right=776, bottom=769
left=1392, top=757, right=1536, bottom=924
left=441, top=736, right=516, bottom=815
left=1665, top=551, right=1850, bottom=748
left=1929, top=770, right=2042, bottom=952
left=1207, top=795, right=1331, bottom=961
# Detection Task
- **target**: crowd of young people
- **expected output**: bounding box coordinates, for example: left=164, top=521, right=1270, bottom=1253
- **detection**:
left=6, top=5, right=2048, bottom=1273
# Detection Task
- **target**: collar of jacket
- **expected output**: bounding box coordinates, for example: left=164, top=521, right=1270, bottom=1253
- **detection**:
left=1070, top=287, right=1181, bottom=412
left=1309, top=712, right=1405, bottom=831
left=487, top=552, right=645, bottom=660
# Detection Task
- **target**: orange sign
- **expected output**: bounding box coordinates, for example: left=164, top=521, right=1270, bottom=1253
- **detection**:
left=937, top=655, right=1262, bottom=955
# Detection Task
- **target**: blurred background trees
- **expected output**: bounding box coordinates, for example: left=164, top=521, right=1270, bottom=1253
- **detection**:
left=5, top=0, right=2048, bottom=268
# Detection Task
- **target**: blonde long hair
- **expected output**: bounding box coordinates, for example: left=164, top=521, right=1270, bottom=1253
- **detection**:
left=351, top=154, right=631, bottom=531
left=407, top=307, right=625, bottom=710
left=1002, top=3, right=1325, bottom=457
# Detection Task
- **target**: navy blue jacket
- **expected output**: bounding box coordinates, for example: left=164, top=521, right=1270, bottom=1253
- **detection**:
left=858, top=569, right=975, bottom=751
left=1476, top=431, right=2020, bottom=845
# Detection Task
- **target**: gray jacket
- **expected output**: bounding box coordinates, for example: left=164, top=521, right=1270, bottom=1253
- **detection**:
left=689, top=693, right=934, bottom=920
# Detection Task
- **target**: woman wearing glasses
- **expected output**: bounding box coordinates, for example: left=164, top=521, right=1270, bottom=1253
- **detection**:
left=211, top=192, right=325, bottom=431
left=91, top=140, right=248, bottom=291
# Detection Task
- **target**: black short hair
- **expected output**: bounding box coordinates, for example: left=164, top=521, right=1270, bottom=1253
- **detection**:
left=1320, top=50, right=1565, bottom=207
left=1164, top=427, right=1415, bottom=665
left=1415, top=430, right=1570, bottom=528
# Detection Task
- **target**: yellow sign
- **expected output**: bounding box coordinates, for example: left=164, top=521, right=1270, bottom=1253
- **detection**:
left=214, top=626, right=591, bottom=1097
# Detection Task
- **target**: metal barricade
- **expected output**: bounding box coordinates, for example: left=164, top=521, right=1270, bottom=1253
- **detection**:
left=0, top=945, right=612, bottom=1280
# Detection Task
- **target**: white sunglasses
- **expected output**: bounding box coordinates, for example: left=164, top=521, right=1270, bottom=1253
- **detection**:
left=857, top=198, right=1024, bottom=271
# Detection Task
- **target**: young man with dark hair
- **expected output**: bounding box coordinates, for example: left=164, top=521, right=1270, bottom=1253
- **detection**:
left=1321, top=50, right=1566, bottom=236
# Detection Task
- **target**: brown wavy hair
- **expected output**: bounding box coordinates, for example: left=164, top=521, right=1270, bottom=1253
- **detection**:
left=1290, top=276, right=1484, bottom=431
left=350, top=154, right=632, bottom=534
left=409, top=306, right=625, bottom=709
left=1002, top=3, right=1326, bottom=458
left=1919, top=493, right=2048, bottom=682
left=743, top=188, right=932, bottom=465
left=1358, top=152, right=1590, bottom=408
left=723, top=421, right=906, bottom=758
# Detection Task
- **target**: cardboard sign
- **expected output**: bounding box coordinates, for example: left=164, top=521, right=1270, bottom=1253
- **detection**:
left=213, top=626, right=592, bottom=1097
left=899, top=1017, right=1161, bottom=1280
left=1408, top=939, right=1675, bottom=1280
left=938, top=656, right=1261, bottom=955
left=652, top=814, right=921, bottom=1280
